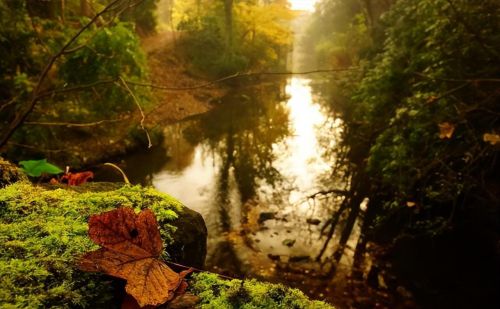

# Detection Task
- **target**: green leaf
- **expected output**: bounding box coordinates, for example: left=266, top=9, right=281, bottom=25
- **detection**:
left=19, top=159, right=63, bottom=177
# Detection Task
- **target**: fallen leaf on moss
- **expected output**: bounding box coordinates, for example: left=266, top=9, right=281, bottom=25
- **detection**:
left=79, top=207, right=191, bottom=307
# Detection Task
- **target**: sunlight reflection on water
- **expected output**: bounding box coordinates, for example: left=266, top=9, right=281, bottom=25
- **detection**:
left=152, top=76, right=336, bottom=221
left=148, top=75, right=345, bottom=265
left=276, top=77, right=332, bottom=214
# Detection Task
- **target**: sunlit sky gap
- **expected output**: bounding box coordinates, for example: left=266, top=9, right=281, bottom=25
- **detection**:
left=289, top=0, right=317, bottom=12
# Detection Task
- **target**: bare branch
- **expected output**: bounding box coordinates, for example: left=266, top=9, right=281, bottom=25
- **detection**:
left=414, top=72, right=500, bottom=83
left=126, top=68, right=358, bottom=91
left=0, top=96, right=19, bottom=113
left=308, top=189, right=350, bottom=199
left=24, top=118, right=124, bottom=127
left=37, top=79, right=118, bottom=98
left=118, top=77, right=152, bottom=148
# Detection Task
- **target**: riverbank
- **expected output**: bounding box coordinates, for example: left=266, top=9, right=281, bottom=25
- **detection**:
left=3, top=31, right=225, bottom=168
left=75, top=31, right=226, bottom=166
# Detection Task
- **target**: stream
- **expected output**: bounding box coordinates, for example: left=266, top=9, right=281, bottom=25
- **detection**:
left=95, top=75, right=374, bottom=308
left=95, top=12, right=405, bottom=309
left=93, top=10, right=406, bottom=308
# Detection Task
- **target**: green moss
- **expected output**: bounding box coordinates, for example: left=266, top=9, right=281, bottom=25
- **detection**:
left=0, top=157, right=27, bottom=188
left=190, top=273, right=334, bottom=309
left=0, top=181, right=333, bottom=308
left=0, top=182, right=183, bottom=308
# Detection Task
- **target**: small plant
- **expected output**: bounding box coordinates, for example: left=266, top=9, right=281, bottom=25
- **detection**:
left=19, top=159, right=63, bottom=177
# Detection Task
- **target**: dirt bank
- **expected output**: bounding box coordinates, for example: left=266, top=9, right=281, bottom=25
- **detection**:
left=141, top=31, right=226, bottom=125
left=4, top=32, right=224, bottom=167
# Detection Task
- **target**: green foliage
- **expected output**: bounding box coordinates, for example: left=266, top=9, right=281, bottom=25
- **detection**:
left=313, top=0, right=500, bottom=235
left=191, top=273, right=334, bottom=308
left=302, top=1, right=372, bottom=69
left=0, top=182, right=182, bottom=308
left=59, top=22, right=149, bottom=114
left=0, top=0, right=152, bottom=162
left=176, top=1, right=293, bottom=76
left=120, top=0, right=159, bottom=35
left=18, top=159, right=63, bottom=177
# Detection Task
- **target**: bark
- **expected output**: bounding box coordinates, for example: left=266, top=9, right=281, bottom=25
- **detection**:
left=80, top=0, right=92, bottom=17
left=222, top=0, right=234, bottom=52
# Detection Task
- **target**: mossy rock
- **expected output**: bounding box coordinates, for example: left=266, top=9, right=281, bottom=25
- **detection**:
left=0, top=182, right=206, bottom=308
left=0, top=157, right=27, bottom=188
left=0, top=181, right=333, bottom=308
left=190, top=273, right=334, bottom=308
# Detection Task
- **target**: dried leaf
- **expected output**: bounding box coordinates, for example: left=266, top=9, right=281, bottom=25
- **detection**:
left=406, top=201, right=416, bottom=208
left=483, top=133, right=500, bottom=145
left=79, top=208, right=189, bottom=307
left=61, top=171, right=94, bottom=185
left=438, top=122, right=455, bottom=139
left=426, top=95, right=438, bottom=104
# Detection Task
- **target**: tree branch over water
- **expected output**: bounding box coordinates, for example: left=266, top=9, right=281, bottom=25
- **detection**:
left=126, top=68, right=359, bottom=91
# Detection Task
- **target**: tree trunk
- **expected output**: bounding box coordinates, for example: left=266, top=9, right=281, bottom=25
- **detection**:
left=80, top=0, right=91, bottom=17
left=352, top=196, right=379, bottom=278
left=222, top=0, right=234, bottom=53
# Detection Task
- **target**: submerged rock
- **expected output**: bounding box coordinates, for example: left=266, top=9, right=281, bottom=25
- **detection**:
left=306, top=218, right=321, bottom=225
left=258, top=212, right=277, bottom=224
left=282, top=239, right=296, bottom=247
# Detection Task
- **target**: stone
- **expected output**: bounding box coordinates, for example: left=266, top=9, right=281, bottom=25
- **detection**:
left=306, top=218, right=321, bottom=225
left=258, top=211, right=277, bottom=224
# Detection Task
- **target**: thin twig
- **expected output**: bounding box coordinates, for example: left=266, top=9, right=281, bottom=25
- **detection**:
left=118, top=76, right=152, bottom=148
left=24, top=118, right=124, bottom=127
left=63, top=0, right=145, bottom=54
left=426, top=83, right=470, bottom=104
left=6, top=141, right=67, bottom=153
left=126, top=68, right=358, bottom=91
left=308, top=189, right=350, bottom=199
left=38, top=79, right=118, bottom=98
left=164, top=260, right=239, bottom=281
left=414, top=72, right=500, bottom=83
left=0, top=96, right=18, bottom=113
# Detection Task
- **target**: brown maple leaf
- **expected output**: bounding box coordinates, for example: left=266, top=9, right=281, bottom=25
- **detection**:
left=79, top=207, right=191, bottom=307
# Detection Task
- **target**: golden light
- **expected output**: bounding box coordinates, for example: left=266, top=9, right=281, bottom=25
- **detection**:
left=289, top=0, right=317, bottom=12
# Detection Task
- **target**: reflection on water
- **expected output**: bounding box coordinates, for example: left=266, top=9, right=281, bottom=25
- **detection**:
left=119, top=76, right=346, bottom=293
left=144, top=78, right=346, bottom=275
